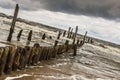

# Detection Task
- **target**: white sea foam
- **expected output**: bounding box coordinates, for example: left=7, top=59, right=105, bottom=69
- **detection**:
left=5, top=74, right=32, bottom=80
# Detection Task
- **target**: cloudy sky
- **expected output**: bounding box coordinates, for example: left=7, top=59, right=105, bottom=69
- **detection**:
left=0, top=0, right=120, bottom=44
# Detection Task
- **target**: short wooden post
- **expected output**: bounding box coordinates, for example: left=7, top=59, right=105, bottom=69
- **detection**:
left=26, top=30, right=32, bottom=45
left=17, top=29, right=23, bottom=41
left=65, top=40, right=69, bottom=52
left=83, top=31, right=87, bottom=44
left=73, top=44, right=77, bottom=56
left=32, top=43, right=40, bottom=65
left=76, top=39, right=80, bottom=45
left=23, top=46, right=32, bottom=67
left=0, top=47, right=9, bottom=75
left=19, top=48, right=26, bottom=69
left=40, top=47, right=46, bottom=61
left=69, top=28, right=73, bottom=38
left=54, top=40, right=58, bottom=47
left=0, top=48, right=3, bottom=60
left=12, top=47, right=22, bottom=71
left=7, top=4, right=19, bottom=42
left=63, top=31, right=66, bottom=37
left=42, top=33, right=46, bottom=40
left=67, top=27, right=71, bottom=38
left=27, top=30, right=33, bottom=41
left=57, top=31, right=62, bottom=39
left=4, top=46, right=16, bottom=74
left=90, top=38, right=93, bottom=44
left=79, top=40, right=84, bottom=47
left=72, top=26, right=78, bottom=45
left=49, top=36, right=52, bottom=39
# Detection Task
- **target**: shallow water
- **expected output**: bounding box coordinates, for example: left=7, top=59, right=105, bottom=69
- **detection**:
left=0, top=44, right=119, bottom=80
left=0, top=16, right=120, bottom=80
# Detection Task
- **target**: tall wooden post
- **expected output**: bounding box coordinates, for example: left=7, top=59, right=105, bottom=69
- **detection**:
left=69, top=28, right=73, bottom=38
left=17, top=29, right=23, bottom=41
left=83, top=31, right=87, bottom=44
left=72, top=26, right=78, bottom=45
left=63, top=31, right=66, bottom=37
left=67, top=27, right=71, bottom=38
left=57, top=31, right=62, bottom=39
left=7, top=4, right=19, bottom=42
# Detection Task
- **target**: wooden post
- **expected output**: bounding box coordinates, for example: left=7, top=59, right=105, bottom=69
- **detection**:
left=67, top=27, right=71, bottom=38
left=90, top=38, right=93, bottom=44
left=69, top=28, right=73, bottom=38
left=5, top=46, right=16, bottom=74
left=12, top=47, right=22, bottom=71
left=32, top=43, right=40, bottom=65
left=57, top=31, right=62, bottom=39
left=24, top=46, right=32, bottom=66
left=7, top=4, right=19, bottom=42
left=76, top=39, right=80, bottom=45
left=79, top=40, right=84, bottom=47
left=0, top=48, right=3, bottom=60
left=72, top=26, right=78, bottom=45
left=17, top=29, right=23, bottom=41
left=19, top=48, right=26, bottom=69
left=27, top=30, right=33, bottom=41
left=54, top=40, right=58, bottom=47
left=0, top=47, right=9, bottom=75
left=65, top=40, right=69, bottom=52
left=83, top=31, right=87, bottom=44
left=63, top=31, right=66, bottom=37
left=42, top=33, right=46, bottom=40
left=73, top=44, right=77, bottom=56
left=26, top=30, right=32, bottom=45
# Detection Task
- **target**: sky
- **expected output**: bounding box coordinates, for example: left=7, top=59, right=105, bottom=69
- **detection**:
left=0, top=0, right=120, bottom=44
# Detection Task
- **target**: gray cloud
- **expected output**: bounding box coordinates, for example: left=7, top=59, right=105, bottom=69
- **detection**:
left=0, top=0, right=120, bottom=19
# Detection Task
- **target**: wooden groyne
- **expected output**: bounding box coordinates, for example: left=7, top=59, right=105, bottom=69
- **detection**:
left=0, top=38, right=88, bottom=75
left=0, top=4, right=93, bottom=76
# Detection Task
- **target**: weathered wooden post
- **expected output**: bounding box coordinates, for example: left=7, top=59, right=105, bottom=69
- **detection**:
left=69, top=28, right=73, bottom=38
left=54, top=40, right=58, bottom=47
left=5, top=46, right=16, bottom=74
left=72, top=26, right=78, bottom=45
left=83, top=31, right=87, bottom=44
left=73, top=44, right=77, bottom=56
left=12, top=47, right=22, bottom=71
left=27, top=30, right=33, bottom=41
left=32, top=43, right=40, bottom=65
left=26, top=30, right=32, bottom=45
left=7, top=4, right=19, bottom=42
left=79, top=40, right=84, bottom=47
left=65, top=40, right=69, bottom=52
left=17, top=29, right=23, bottom=41
left=42, top=33, right=46, bottom=40
left=24, top=46, right=31, bottom=66
left=90, top=38, right=94, bottom=44
left=76, top=39, right=80, bottom=45
left=63, top=31, right=66, bottom=37
left=0, top=47, right=9, bottom=75
left=57, top=31, right=62, bottom=39
left=72, top=26, right=78, bottom=56
left=67, top=27, right=71, bottom=38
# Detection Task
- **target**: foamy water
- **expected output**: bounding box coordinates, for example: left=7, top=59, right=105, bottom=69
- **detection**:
left=0, top=16, right=120, bottom=80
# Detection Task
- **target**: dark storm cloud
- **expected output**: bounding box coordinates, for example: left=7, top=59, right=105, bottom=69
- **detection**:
left=0, top=0, right=120, bottom=19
